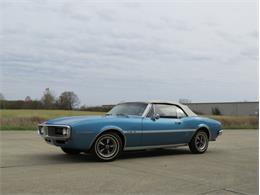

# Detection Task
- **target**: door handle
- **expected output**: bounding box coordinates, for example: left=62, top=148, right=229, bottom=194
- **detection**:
left=175, top=121, right=182, bottom=125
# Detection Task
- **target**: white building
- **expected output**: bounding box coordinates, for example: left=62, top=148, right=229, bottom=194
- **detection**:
left=186, top=101, right=259, bottom=116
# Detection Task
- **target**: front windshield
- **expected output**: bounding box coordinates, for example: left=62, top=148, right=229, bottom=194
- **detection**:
left=107, top=102, right=148, bottom=116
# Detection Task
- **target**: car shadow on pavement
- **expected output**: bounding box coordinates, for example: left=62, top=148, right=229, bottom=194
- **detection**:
left=20, top=148, right=194, bottom=166
left=119, top=148, right=191, bottom=160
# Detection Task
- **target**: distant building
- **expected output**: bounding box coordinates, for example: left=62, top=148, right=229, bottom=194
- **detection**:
left=185, top=101, right=259, bottom=116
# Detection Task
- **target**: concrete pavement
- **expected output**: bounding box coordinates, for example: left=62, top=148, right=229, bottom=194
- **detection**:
left=0, top=130, right=258, bottom=194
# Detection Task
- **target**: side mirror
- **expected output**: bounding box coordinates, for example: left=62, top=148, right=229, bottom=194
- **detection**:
left=151, top=113, right=160, bottom=121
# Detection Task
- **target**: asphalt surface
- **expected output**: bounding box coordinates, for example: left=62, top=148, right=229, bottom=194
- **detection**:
left=0, top=130, right=258, bottom=195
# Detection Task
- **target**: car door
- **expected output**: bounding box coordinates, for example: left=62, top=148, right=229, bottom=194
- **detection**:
left=142, top=104, right=190, bottom=146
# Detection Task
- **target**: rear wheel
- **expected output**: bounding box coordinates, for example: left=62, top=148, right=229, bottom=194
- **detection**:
left=189, top=130, right=209, bottom=154
left=61, top=147, right=81, bottom=155
left=92, top=132, right=122, bottom=161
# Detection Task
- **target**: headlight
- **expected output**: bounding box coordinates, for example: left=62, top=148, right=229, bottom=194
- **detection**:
left=62, top=128, right=69, bottom=136
left=39, top=126, right=45, bottom=135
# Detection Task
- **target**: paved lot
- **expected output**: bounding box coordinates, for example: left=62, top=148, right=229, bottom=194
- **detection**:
left=0, top=130, right=258, bottom=195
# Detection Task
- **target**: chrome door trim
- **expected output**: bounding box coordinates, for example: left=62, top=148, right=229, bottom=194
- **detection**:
left=123, top=129, right=196, bottom=134
left=142, top=129, right=195, bottom=133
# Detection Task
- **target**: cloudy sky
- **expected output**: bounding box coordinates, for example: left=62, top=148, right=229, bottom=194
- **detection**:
left=1, top=0, right=258, bottom=105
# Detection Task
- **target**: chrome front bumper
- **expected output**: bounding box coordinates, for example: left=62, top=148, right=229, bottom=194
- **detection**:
left=218, top=129, right=223, bottom=136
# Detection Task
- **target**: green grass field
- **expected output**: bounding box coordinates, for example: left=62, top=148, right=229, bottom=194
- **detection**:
left=0, top=109, right=258, bottom=130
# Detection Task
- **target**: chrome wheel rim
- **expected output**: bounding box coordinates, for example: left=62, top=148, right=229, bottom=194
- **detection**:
left=96, top=135, right=118, bottom=159
left=195, top=133, right=207, bottom=151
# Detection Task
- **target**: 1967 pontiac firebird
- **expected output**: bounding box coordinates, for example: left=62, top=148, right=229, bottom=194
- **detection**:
left=38, top=101, right=223, bottom=161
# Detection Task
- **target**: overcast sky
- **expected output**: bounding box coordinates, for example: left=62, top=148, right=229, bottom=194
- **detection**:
left=1, top=0, right=258, bottom=105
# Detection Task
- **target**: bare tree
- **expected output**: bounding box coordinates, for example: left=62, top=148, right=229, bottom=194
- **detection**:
left=211, top=107, right=222, bottom=115
left=25, top=96, right=32, bottom=102
left=41, top=88, right=55, bottom=109
left=58, top=91, right=80, bottom=110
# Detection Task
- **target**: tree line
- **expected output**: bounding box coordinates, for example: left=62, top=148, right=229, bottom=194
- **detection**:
left=0, top=88, right=80, bottom=110
left=0, top=88, right=112, bottom=111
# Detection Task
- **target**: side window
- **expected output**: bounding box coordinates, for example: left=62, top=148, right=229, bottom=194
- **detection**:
left=154, top=104, right=178, bottom=118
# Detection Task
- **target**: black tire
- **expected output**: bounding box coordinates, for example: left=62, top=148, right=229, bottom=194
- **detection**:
left=189, top=130, right=209, bottom=154
left=92, top=132, right=122, bottom=162
left=61, top=147, right=81, bottom=155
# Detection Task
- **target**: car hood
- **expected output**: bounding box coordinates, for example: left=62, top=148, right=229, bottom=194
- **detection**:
left=44, top=115, right=140, bottom=126
left=45, top=115, right=105, bottom=126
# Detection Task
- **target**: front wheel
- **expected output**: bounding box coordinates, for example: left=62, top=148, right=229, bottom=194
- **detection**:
left=189, top=130, right=209, bottom=154
left=92, top=132, right=122, bottom=161
left=61, top=147, right=81, bottom=155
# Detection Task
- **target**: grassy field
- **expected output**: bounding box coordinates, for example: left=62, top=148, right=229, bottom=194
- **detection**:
left=0, top=109, right=258, bottom=130
left=0, top=109, right=105, bottom=130
left=206, top=115, right=258, bottom=129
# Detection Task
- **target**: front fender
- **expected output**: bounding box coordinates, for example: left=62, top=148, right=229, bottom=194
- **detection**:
left=87, top=125, right=126, bottom=149
left=195, top=124, right=212, bottom=140
left=100, top=125, right=124, bottom=134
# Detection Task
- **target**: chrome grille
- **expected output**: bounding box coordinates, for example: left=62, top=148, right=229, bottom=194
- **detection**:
left=38, top=125, right=71, bottom=139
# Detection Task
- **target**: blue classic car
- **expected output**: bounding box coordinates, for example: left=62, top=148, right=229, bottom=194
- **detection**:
left=38, top=101, right=223, bottom=161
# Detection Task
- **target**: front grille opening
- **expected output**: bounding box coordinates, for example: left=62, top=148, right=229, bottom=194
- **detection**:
left=47, top=126, right=68, bottom=137
left=40, top=125, right=70, bottom=138
left=54, top=127, right=64, bottom=136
